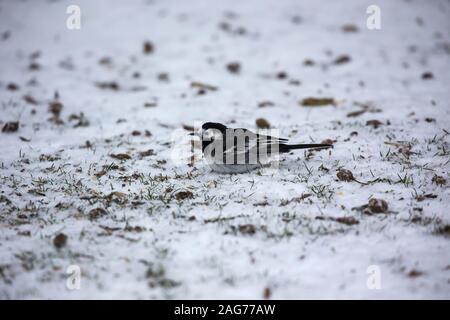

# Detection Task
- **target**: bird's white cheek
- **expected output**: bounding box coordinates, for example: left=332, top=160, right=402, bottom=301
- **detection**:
left=202, top=130, right=214, bottom=140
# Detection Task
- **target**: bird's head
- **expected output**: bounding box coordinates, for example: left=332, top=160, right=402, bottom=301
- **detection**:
left=189, top=122, right=227, bottom=141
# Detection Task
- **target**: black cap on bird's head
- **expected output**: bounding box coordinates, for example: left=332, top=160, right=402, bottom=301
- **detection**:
left=189, top=122, right=227, bottom=136
left=201, top=122, right=227, bottom=132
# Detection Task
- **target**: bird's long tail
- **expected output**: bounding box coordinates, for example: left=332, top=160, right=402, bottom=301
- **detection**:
left=279, top=143, right=332, bottom=152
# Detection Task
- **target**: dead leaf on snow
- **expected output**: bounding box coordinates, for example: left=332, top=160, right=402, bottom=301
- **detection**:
left=53, top=233, right=67, bottom=249
left=258, top=101, right=275, bottom=108
left=342, top=24, right=359, bottom=33
left=190, top=81, right=218, bottom=92
left=174, top=190, right=193, bottom=201
left=143, top=40, right=154, bottom=54
left=138, top=149, right=155, bottom=158
left=2, top=121, right=19, bottom=133
left=256, top=118, right=270, bottom=129
left=226, top=62, right=241, bottom=74
left=263, top=287, right=272, bottom=299
left=336, top=169, right=354, bottom=182
left=110, top=153, right=131, bottom=160
left=300, top=97, right=336, bottom=107
left=333, top=54, right=351, bottom=65
left=238, top=224, right=256, bottom=235
left=366, top=198, right=388, bottom=214
left=334, top=216, right=359, bottom=225
left=89, top=208, right=108, bottom=220
left=95, top=81, right=120, bottom=91
left=432, top=174, right=446, bottom=186
left=23, top=95, right=38, bottom=105
left=366, top=119, right=383, bottom=129
left=407, top=269, right=424, bottom=278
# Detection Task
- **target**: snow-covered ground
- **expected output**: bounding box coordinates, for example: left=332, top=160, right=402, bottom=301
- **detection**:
left=0, top=0, right=449, bottom=299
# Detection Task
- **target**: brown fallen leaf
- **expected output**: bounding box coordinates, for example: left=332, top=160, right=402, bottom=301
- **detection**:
left=95, top=81, right=120, bottom=90
left=263, top=287, right=272, bottom=299
left=407, top=270, right=424, bottom=278
left=337, top=169, right=354, bottom=182
left=53, top=233, right=67, bottom=249
left=238, top=224, right=256, bottom=235
left=256, top=118, right=270, bottom=129
left=2, top=121, right=19, bottom=133
left=432, top=174, right=446, bottom=186
left=174, top=190, right=194, bottom=201
left=342, top=24, right=359, bottom=33
left=334, top=216, right=359, bottom=225
left=333, top=55, right=351, bottom=65
left=226, top=62, right=241, bottom=74
left=23, top=95, right=38, bottom=105
left=258, top=101, right=275, bottom=108
left=366, top=198, right=388, bottom=214
left=190, top=81, right=218, bottom=91
left=300, top=97, right=335, bottom=107
left=89, top=208, right=107, bottom=220
left=366, top=119, right=383, bottom=129
left=139, top=149, right=155, bottom=158
left=143, top=41, right=154, bottom=54
left=110, top=153, right=131, bottom=160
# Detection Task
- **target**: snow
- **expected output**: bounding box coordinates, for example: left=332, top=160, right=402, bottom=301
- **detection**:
left=0, top=0, right=449, bottom=299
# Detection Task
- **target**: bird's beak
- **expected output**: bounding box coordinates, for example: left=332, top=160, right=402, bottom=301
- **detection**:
left=189, top=129, right=202, bottom=137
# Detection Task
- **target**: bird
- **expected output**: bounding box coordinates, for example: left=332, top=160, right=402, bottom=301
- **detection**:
left=189, top=122, right=332, bottom=173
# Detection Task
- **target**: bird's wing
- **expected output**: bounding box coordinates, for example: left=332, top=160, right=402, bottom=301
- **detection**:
left=214, top=128, right=286, bottom=164
left=232, top=128, right=288, bottom=144
left=223, top=133, right=282, bottom=152
left=222, top=135, right=281, bottom=165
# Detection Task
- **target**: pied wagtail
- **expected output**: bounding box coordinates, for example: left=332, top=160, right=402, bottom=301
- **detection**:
left=189, top=122, right=332, bottom=173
